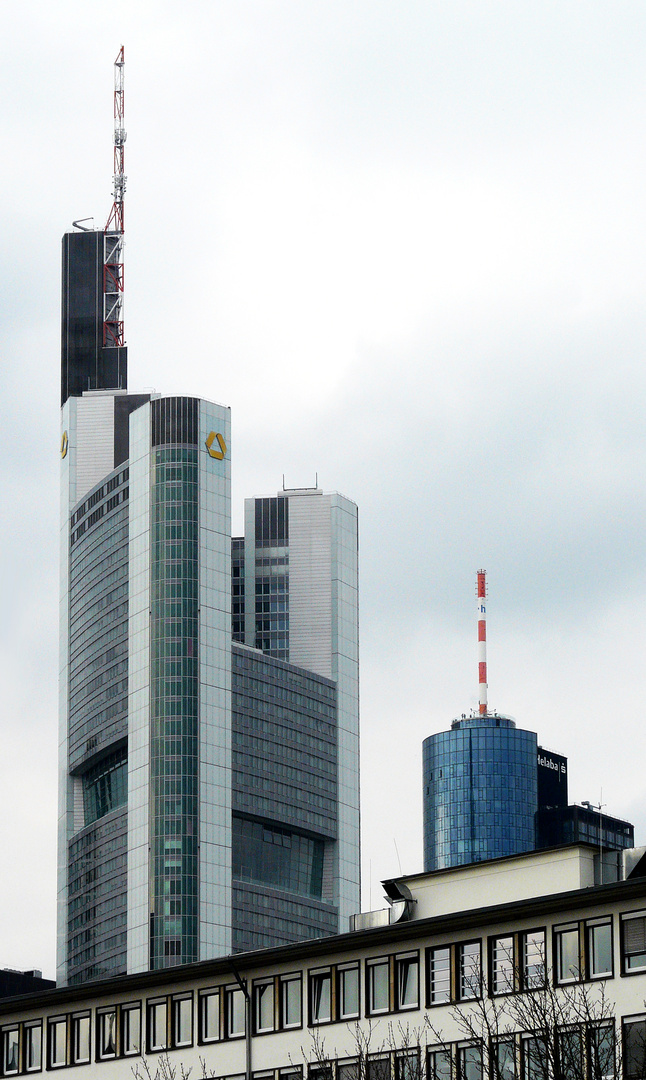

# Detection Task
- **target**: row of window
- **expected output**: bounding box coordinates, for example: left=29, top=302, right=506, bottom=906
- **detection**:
left=5, top=1018, right=646, bottom=1080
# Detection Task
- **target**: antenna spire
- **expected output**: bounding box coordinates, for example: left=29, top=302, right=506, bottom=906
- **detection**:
left=103, top=47, right=126, bottom=350
left=477, top=570, right=488, bottom=715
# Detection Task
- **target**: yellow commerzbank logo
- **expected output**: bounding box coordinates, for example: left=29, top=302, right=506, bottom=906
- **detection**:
left=205, top=432, right=227, bottom=460
left=60, top=431, right=69, bottom=458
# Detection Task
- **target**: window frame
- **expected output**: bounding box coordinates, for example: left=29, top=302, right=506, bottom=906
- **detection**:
left=491, top=1037, right=516, bottom=1080
left=96, top=1007, right=117, bottom=1061
left=621, top=910, right=646, bottom=975
left=147, top=998, right=169, bottom=1053
left=338, top=963, right=360, bottom=1021
left=622, top=1014, right=646, bottom=1080
left=309, top=968, right=332, bottom=1025
left=121, top=1002, right=142, bottom=1058
left=395, top=952, right=419, bottom=1012
left=172, top=994, right=193, bottom=1050
left=427, top=945, right=451, bottom=1006
left=225, top=984, right=246, bottom=1039
left=366, top=957, right=390, bottom=1016
left=71, top=1012, right=91, bottom=1066
left=253, top=978, right=275, bottom=1035
left=47, top=1017, right=68, bottom=1071
left=2, top=1026, right=19, bottom=1076
left=23, top=1021, right=42, bottom=1074
left=490, top=935, right=515, bottom=997
left=520, top=928, right=546, bottom=990
left=427, top=1045, right=452, bottom=1080
left=280, top=973, right=302, bottom=1030
left=554, top=923, right=582, bottom=985
left=586, top=917, right=613, bottom=980
left=457, top=1044, right=482, bottom=1080
left=198, top=988, right=220, bottom=1045
left=457, top=940, right=482, bottom=1002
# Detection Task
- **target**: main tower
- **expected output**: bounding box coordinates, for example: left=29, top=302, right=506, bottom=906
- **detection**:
left=57, top=51, right=359, bottom=985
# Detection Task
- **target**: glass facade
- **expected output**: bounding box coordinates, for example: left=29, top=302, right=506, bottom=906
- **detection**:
left=423, top=715, right=537, bottom=871
left=149, top=402, right=200, bottom=969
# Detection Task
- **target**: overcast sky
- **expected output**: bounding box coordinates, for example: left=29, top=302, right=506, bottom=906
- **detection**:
left=2, top=1, right=646, bottom=978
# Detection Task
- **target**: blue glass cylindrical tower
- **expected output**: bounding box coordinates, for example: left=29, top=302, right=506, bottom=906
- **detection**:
left=422, top=714, right=538, bottom=871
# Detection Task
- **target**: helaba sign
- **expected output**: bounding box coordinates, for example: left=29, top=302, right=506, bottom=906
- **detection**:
left=537, top=753, right=566, bottom=775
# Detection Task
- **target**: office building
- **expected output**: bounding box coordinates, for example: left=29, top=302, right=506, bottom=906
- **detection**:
left=422, top=574, right=633, bottom=872
left=58, top=231, right=359, bottom=986
left=4, top=843, right=646, bottom=1078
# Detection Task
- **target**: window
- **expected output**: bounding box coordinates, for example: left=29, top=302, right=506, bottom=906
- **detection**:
left=587, top=919, right=612, bottom=979
left=226, top=986, right=246, bottom=1038
left=428, top=1048, right=452, bottom=1080
left=23, top=1023, right=41, bottom=1073
left=367, top=1057, right=390, bottom=1080
left=521, top=930, right=545, bottom=989
left=458, top=1046, right=482, bottom=1080
left=458, top=942, right=481, bottom=1000
left=396, top=1050, right=420, bottom=1080
left=97, top=1008, right=117, bottom=1060
left=492, top=1039, right=516, bottom=1080
left=396, top=953, right=419, bottom=1010
left=557, top=1028, right=583, bottom=1080
left=337, top=1061, right=359, bottom=1080
left=521, top=1037, right=548, bottom=1080
left=623, top=1018, right=646, bottom=1080
left=622, top=912, right=646, bottom=973
left=200, top=990, right=220, bottom=1043
left=173, top=996, right=193, bottom=1048
left=48, top=1018, right=67, bottom=1069
left=588, top=1023, right=615, bottom=1080
left=310, top=969, right=332, bottom=1024
left=121, top=1004, right=141, bottom=1056
left=72, top=1013, right=90, bottom=1064
left=555, top=925, right=581, bottom=984
left=428, top=947, right=451, bottom=1005
left=3, top=1028, right=19, bottom=1075
left=338, top=964, right=359, bottom=1019
left=367, top=958, right=390, bottom=1014
left=148, top=1000, right=168, bottom=1052
left=491, top=936, right=514, bottom=995
left=254, top=979, right=275, bottom=1034
left=280, top=974, right=302, bottom=1029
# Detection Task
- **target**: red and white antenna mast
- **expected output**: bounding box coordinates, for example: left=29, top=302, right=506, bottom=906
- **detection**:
left=103, top=46, right=126, bottom=349
left=477, top=570, right=488, bottom=715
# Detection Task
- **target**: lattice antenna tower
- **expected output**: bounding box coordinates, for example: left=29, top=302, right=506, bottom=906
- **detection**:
left=103, top=46, right=126, bottom=348
left=477, top=570, right=488, bottom=715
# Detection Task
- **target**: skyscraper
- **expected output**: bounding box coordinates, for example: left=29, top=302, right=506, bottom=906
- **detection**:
left=57, top=231, right=359, bottom=985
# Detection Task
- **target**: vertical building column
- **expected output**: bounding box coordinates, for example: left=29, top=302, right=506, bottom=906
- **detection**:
left=56, top=399, right=76, bottom=986
left=198, top=401, right=232, bottom=959
left=127, top=403, right=152, bottom=973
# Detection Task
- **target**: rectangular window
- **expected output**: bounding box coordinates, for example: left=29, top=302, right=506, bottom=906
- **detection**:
left=367, top=1057, right=390, bottom=1080
left=557, top=1027, right=583, bottom=1080
left=458, top=941, right=481, bottom=1000
left=226, top=987, right=246, bottom=1038
left=338, top=1061, right=359, bottom=1080
left=72, top=1014, right=90, bottom=1064
left=396, top=953, right=419, bottom=1010
left=428, top=1048, right=452, bottom=1080
left=521, top=930, right=546, bottom=989
left=3, top=1028, right=19, bottom=1075
left=588, top=1023, right=615, bottom=1080
left=396, top=1051, right=419, bottom=1080
left=458, top=1046, right=482, bottom=1080
left=23, top=1023, right=42, bottom=1073
left=148, top=1000, right=168, bottom=1052
left=522, top=1037, right=549, bottom=1080
left=622, top=913, right=646, bottom=973
left=200, top=990, right=220, bottom=1043
left=624, top=1019, right=646, bottom=1080
left=48, top=1018, right=67, bottom=1070
left=587, top=919, right=612, bottom=978
left=555, top=925, right=581, bottom=984
left=281, top=974, right=302, bottom=1029
left=338, top=965, right=359, bottom=1019
left=174, top=996, right=193, bottom=1048
left=121, top=1004, right=141, bottom=1056
left=492, top=1039, right=516, bottom=1080
left=97, top=1009, right=117, bottom=1060
left=428, top=947, right=451, bottom=1005
left=254, top=979, right=275, bottom=1034
left=491, top=936, right=514, bottom=995
left=310, top=970, right=332, bottom=1024
left=367, top=958, right=390, bottom=1014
